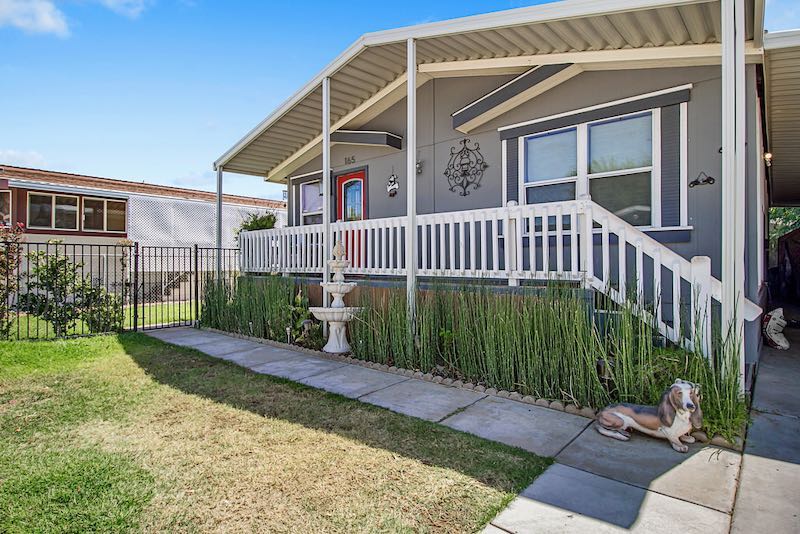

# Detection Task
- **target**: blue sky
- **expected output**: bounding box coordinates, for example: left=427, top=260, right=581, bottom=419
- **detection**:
left=1, top=0, right=798, bottom=200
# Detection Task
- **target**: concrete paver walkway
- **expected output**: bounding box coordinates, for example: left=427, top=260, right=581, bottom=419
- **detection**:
left=730, top=329, right=800, bottom=534
left=145, top=327, right=749, bottom=533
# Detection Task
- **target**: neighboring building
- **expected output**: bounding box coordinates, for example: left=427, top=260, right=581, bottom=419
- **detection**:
left=0, top=165, right=286, bottom=248
left=215, top=1, right=798, bottom=377
left=0, top=165, right=286, bottom=303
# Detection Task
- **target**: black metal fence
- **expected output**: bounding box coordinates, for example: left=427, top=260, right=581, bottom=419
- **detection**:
left=0, top=240, right=239, bottom=340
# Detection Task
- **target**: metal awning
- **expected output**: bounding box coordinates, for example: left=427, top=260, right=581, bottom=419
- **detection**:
left=216, top=0, right=762, bottom=183
left=765, top=30, right=800, bottom=206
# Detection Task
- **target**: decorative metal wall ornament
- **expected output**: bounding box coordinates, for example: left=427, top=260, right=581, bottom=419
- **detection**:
left=444, top=139, right=489, bottom=196
left=386, top=170, right=399, bottom=197
left=689, top=171, right=715, bottom=188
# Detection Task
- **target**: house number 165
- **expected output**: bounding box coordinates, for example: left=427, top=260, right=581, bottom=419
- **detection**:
left=344, top=155, right=356, bottom=165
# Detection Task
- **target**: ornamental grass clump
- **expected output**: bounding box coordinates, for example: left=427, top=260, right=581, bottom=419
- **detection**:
left=350, top=281, right=746, bottom=440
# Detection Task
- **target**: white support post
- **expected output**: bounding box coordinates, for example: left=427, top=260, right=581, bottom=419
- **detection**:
left=406, top=38, right=418, bottom=318
left=721, top=0, right=747, bottom=391
left=215, top=166, right=223, bottom=278
left=322, top=77, right=332, bottom=319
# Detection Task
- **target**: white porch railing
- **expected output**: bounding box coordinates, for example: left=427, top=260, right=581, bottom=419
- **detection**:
left=239, top=200, right=760, bottom=352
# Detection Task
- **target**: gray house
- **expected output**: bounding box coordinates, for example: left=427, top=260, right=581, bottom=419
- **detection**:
left=213, top=0, right=800, bottom=385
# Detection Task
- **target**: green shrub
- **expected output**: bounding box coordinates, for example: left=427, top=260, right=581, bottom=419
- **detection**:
left=235, top=212, right=277, bottom=242
left=19, top=245, right=124, bottom=337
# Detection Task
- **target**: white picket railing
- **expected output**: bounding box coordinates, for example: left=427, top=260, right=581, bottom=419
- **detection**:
left=239, top=200, right=760, bottom=352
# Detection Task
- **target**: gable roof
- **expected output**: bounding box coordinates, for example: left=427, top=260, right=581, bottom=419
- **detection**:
left=216, top=0, right=762, bottom=183
left=0, top=165, right=286, bottom=209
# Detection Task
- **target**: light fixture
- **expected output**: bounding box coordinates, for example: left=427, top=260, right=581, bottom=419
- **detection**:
left=764, top=152, right=773, bottom=167
left=416, top=160, right=423, bottom=175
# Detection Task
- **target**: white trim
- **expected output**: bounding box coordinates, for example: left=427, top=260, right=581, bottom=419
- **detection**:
left=289, top=169, right=324, bottom=181
left=587, top=166, right=653, bottom=180
left=520, top=108, right=663, bottom=227
left=764, top=29, right=800, bottom=50
left=216, top=0, right=732, bottom=171
left=0, top=190, right=11, bottom=226
left=517, top=136, right=525, bottom=204
left=651, top=107, right=662, bottom=227
left=26, top=191, right=80, bottom=231
left=501, top=139, right=508, bottom=205
left=420, top=42, right=762, bottom=75
left=498, top=84, right=692, bottom=132
left=680, top=101, right=689, bottom=226
left=299, top=180, right=323, bottom=226
left=82, top=196, right=128, bottom=233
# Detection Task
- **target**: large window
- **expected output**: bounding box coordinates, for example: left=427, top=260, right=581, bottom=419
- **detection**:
left=523, top=110, right=659, bottom=227
left=0, top=191, right=10, bottom=226
left=27, top=193, right=79, bottom=230
left=299, top=181, right=323, bottom=225
left=83, top=198, right=127, bottom=232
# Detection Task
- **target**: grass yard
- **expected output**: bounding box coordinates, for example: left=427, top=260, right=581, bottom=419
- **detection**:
left=6, top=301, right=196, bottom=340
left=0, top=334, right=549, bottom=533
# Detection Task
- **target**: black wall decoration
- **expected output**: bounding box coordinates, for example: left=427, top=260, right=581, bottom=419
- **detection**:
left=444, top=139, right=489, bottom=196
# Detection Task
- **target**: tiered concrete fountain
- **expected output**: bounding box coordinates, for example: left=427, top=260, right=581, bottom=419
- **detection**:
left=309, top=242, right=361, bottom=353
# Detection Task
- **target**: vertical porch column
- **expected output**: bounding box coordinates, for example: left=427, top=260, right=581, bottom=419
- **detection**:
left=406, top=38, right=418, bottom=319
left=215, top=165, right=223, bottom=278
left=721, top=0, right=746, bottom=390
left=322, top=76, right=332, bottom=313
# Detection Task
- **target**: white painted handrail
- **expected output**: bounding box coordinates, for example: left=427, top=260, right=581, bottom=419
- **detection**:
left=240, top=199, right=761, bottom=355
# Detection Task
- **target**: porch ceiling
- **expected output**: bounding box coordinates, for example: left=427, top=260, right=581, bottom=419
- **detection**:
left=217, top=0, right=760, bottom=182
left=765, top=30, right=800, bottom=206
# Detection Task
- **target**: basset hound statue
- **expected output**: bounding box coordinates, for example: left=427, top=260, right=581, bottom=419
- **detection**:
left=595, top=379, right=703, bottom=453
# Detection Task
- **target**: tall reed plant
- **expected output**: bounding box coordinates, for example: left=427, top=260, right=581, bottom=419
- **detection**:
left=350, top=281, right=747, bottom=440
left=200, top=275, right=320, bottom=347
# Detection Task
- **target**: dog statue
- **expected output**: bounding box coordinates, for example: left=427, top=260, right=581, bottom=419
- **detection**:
left=595, top=379, right=703, bottom=453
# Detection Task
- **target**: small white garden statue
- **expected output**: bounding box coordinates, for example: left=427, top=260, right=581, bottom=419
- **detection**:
left=309, top=242, right=361, bottom=353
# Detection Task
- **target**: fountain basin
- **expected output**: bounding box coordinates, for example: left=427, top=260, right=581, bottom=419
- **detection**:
left=309, top=306, right=360, bottom=323
left=309, top=306, right=361, bottom=354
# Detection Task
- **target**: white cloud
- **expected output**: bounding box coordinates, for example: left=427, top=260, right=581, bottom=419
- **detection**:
left=765, top=0, right=800, bottom=32
left=0, top=0, right=155, bottom=36
left=0, top=149, right=47, bottom=168
left=0, top=0, right=69, bottom=37
left=97, top=0, right=152, bottom=19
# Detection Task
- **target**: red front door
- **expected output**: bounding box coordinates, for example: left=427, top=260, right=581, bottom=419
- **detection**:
left=336, top=170, right=365, bottom=267
left=336, top=170, right=366, bottom=222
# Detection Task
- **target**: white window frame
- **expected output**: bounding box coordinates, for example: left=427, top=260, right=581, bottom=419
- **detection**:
left=518, top=108, right=667, bottom=229
left=298, top=180, right=323, bottom=226
left=27, top=192, right=80, bottom=231
left=81, top=196, right=128, bottom=233
left=0, top=190, right=11, bottom=226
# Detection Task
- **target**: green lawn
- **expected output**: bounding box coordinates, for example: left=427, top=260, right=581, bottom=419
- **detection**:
left=6, top=302, right=196, bottom=340
left=0, top=334, right=549, bottom=532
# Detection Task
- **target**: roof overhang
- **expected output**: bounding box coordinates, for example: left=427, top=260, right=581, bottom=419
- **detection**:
left=764, top=29, right=800, bottom=206
left=216, top=0, right=763, bottom=183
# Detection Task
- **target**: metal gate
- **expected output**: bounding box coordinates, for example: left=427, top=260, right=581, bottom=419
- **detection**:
left=131, top=245, right=239, bottom=331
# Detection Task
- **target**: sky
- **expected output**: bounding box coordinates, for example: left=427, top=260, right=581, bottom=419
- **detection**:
left=1, top=1, right=799, bottom=200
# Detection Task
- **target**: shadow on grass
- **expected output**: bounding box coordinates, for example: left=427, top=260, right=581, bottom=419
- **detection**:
left=118, top=333, right=550, bottom=495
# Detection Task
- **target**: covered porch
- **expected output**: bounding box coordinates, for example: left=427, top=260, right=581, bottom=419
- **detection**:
left=214, top=0, right=764, bottom=372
